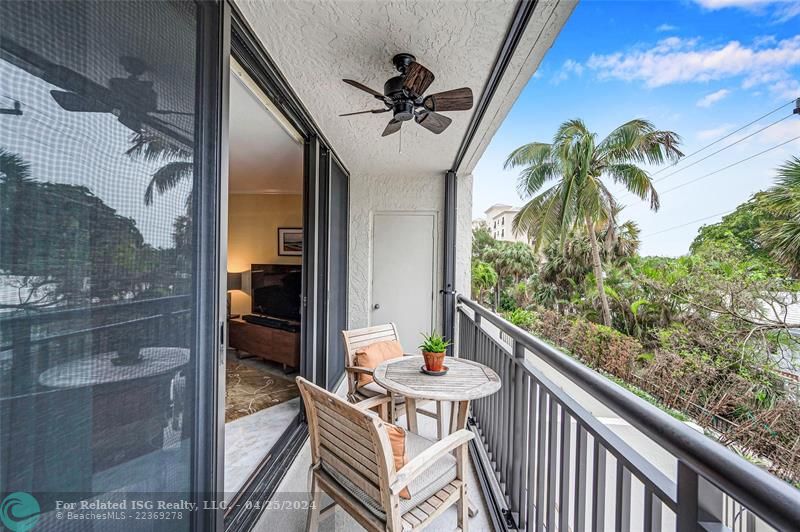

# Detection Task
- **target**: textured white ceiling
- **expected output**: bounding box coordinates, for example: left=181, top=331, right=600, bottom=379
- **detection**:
left=236, top=0, right=519, bottom=178
left=228, top=72, right=303, bottom=194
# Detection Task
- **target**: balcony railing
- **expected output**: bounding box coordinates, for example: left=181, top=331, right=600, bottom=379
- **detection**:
left=456, top=296, right=800, bottom=532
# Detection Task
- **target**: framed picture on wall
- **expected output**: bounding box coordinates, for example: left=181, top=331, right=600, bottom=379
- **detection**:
left=278, top=228, right=303, bottom=256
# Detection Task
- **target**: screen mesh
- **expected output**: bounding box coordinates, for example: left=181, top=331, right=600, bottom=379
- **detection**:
left=1, top=2, right=202, bottom=529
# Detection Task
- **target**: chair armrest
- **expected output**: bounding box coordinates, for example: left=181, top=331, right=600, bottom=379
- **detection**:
left=389, top=429, right=474, bottom=496
left=345, top=366, right=374, bottom=376
left=355, top=395, right=392, bottom=411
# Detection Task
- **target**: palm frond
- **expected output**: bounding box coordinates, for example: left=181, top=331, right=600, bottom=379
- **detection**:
left=598, top=118, right=683, bottom=166
left=504, top=142, right=552, bottom=169
left=605, top=163, right=660, bottom=210
left=144, top=162, right=193, bottom=206
left=127, top=131, right=192, bottom=162
left=513, top=184, right=564, bottom=252
left=515, top=161, right=560, bottom=197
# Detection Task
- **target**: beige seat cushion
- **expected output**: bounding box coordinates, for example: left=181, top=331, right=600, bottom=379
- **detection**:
left=321, top=431, right=457, bottom=520
left=354, top=340, right=403, bottom=386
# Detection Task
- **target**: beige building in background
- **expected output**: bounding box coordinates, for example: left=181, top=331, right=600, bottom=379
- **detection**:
left=484, top=203, right=530, bottom=243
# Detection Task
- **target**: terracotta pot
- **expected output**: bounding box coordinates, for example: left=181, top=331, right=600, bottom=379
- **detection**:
left=422, top=351, right=446, bottom=372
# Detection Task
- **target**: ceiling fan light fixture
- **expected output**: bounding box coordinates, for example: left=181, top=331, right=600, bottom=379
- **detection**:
left=393, top=100, right=414, bottom=121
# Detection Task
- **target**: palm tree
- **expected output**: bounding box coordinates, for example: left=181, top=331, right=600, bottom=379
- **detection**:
left=126, top=131, right=192, bottom=206
left=505, top=119, right=682, bottom=326
left=471, top=260, right=498, bottom=306
left=758, top=156, right=800, bottom=276
left=483, top=241, right=537, bottom=310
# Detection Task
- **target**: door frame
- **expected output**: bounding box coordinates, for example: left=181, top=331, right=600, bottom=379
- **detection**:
left=369, top=210, right=439, bottom=334
left=222, top=3, right=350, bottom=530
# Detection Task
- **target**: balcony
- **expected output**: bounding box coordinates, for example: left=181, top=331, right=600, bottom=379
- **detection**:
left=455, top=296, right=800, bottom=531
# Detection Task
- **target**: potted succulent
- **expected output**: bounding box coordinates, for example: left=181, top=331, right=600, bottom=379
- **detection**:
left=419, top=332, right=451, bottom=373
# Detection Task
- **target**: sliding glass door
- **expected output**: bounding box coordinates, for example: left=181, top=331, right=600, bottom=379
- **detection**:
left=0, top=1, right=224, bottom=530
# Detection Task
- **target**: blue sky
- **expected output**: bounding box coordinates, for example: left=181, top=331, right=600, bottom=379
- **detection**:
left=473, top=0, right=800, bottom=256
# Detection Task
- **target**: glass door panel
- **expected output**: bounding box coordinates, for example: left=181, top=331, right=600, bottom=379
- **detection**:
left=0, top=1, right=221, bottom=529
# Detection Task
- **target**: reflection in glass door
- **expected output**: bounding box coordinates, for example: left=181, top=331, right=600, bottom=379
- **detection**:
left=0, top=2, right=222, bottom=530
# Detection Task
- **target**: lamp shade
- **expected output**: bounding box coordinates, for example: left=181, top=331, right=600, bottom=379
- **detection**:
left=227, top=272, right=242, bottom=291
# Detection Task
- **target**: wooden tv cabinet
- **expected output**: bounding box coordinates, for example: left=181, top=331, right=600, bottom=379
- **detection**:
left=228, top=318, right=300, bottom=371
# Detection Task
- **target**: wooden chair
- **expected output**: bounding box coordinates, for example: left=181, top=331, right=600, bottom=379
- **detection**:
left=296, top=377, right=473, bottom=531
left=342, top=323, right=444, bottom=437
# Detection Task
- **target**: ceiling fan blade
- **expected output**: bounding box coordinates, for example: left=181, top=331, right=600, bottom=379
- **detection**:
left=415, top=111, right=452, bottom=134
left=50, top=90, right=111, bottom=113
left=342, top=79, right=385, bottom=98
left=339, top=108, right=390, bottom=117
left=423, top=87, right=473, bottom=112
left=403, top=62, right=435, bottom=97
left=382, top=118, right=402, bottom=137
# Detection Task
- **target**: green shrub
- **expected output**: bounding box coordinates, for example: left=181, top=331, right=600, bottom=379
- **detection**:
left=503, top=308, right=536, bottom=329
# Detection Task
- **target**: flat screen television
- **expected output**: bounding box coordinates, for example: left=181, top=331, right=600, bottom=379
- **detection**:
left=250, top=264, right=302, bottom=321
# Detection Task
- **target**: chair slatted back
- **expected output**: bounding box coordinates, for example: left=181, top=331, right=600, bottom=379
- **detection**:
left=341, top=323, right=400, bottom=369
left=296, top=377, right=394, bottom=509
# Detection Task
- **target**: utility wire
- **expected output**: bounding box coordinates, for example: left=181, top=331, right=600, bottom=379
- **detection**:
left=651, top=98, right=797, bottom=177
left=652, top=113, right=793, bottom=184
left=658, top=134, right=800, bottom=197
left=643, top=209, right=735, bottom=237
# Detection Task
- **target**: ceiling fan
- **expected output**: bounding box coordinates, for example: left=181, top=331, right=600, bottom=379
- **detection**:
left=341, top=53, right=473, bottom=137
left=50, top=56, right=192, bottom=132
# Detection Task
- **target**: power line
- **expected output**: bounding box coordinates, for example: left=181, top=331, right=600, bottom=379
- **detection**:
left=651, top=98, right=796, bottom=177
left=652, top=113, right=793, bottom=184
left=643, top=209, right=735, bottom=237
left=658, top=134, right=800, bottom=197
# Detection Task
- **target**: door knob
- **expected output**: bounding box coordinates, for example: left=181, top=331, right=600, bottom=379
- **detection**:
left=373, top=303, right=380, bottom=310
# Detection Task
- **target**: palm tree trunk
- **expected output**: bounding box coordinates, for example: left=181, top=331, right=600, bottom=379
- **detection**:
left=586, top=215, right=612, bottom=327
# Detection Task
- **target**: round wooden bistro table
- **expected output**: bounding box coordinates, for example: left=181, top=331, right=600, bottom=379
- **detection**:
left=373, top=355, right=501, bottom=517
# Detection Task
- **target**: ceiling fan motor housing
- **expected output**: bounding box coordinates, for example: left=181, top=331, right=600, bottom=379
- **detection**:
left=383, top=75, right=405, bottom=99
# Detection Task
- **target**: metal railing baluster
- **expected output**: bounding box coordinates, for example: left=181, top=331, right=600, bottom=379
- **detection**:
left=592, top=440, right=607, bottom=531
left=526, top=381, right=540, bottom=532
left=559, top=407, right=571, bottom=532
left=511, top=339, right=525, bottom=525
left=535, top=389, right=548, bottom=531
left=547, top=398, right=558, bottom=531
left=575, top=425, right=588, bottom=532
left=615, top=462, right=631, bottom=532
left=677, top=461, right=699, bottom=532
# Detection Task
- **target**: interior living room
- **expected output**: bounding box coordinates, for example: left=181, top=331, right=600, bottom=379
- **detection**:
left=224, top=59, right=304, bottom=498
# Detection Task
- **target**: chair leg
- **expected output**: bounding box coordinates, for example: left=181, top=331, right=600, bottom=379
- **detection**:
left=458, top=483, right=468, bottom=531
left=457, top=443, right=468, bottom=529
left=436, top=400, right=443, bottom=440
left=306, top=473, right=322, bottom=532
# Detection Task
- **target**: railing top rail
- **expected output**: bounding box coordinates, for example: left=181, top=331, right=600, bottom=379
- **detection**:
left=0, top=294, right=191, bottom=325
left=457, top=295, right=800, bottom=531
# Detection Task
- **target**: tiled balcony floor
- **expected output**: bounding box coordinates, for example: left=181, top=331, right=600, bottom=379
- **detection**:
left=253, top=399, right=493, bottom=531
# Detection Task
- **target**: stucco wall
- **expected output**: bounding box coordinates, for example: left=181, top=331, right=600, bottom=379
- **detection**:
left=347, top=172, right=472, bottom=331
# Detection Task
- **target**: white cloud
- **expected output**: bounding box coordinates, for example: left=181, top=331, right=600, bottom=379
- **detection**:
left=693, top=0, right=800, bottom=21
left=696, top=88, right=731, bottom=107
left=586, top=35, right=800, bottom=100
left=656, top=23, right=678, bottom=32
left=696, top=124, right=734, bottom=140
left=552, top=59, right=584, bottom=83
left=694, top=0, right=775, bottom=8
